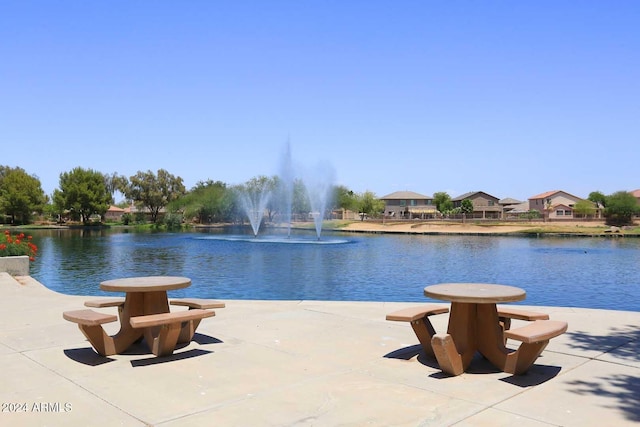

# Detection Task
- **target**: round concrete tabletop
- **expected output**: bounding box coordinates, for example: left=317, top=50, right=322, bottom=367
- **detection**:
left=424, top=283, right=526, bottom=304
left=100, top=276, right=191, bottom=292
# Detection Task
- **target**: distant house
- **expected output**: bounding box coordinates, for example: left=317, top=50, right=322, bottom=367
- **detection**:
left=452, top=191, right=501, bottom=219
left=380, top=191, right=436, bottom=219
left=528, top=190, right=583, bottom=219
left=122, top=203, right=167, bottom=222
left=499, top=198, right=528, bottom=218
left=105, top=205, right=125, bottom=222
left=632, top=189, right=640, bottom=205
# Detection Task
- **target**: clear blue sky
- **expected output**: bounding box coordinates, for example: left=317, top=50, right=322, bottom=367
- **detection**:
left=2, top=1, right=638, bottom=202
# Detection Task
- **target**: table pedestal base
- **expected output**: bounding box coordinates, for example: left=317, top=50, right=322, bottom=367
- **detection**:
left=431, top=302, right=510, bottom=376
left=79, top=291, right=171, bottom=356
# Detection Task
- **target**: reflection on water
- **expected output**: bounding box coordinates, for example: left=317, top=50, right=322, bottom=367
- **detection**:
left=28, top=228, right=640, bottom=311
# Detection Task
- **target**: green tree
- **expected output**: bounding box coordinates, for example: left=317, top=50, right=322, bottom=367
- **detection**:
left=356, top=191, right=384, bottom=220
left=543, top=198, right=554, bottom=222
left=433, top=192, right=453, bottom=213
left=333, top=185, right=358, bottom=212
left=460, top=199, right=474, bottom=214
left=174, top=180, right=235, bottom=224
left=53, top=167, right=111, bottom=223
left=588, top=191, right=607, bottom=208
left=291, top=179, right=309, bottom=217
left=0, top=167, right=47, bottom=224
left=103, top=172, right=129, bottom=203
left=604, top=191, right=640, bottom=226
left=573, top=199, right=597, bottom=218
left=125, top=169, right=186, bottom=223
left=234, top=176, right=278, bottom=224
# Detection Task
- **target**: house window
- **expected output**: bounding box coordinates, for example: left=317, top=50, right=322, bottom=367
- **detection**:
left=400, top=200, right=406, bottom=206
left=488, top=201, right=495, bottom=206
left=556, top=210, right=564, bottom=216
left=410, top=200, right=417, bottom=206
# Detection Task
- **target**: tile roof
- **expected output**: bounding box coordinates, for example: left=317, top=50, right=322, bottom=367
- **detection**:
left=529, top=190, right=561, bottom=200
left=499, top=197, right=522, bottom=205
left=380, top=191, right=431, bottom=200
left=529, top=190, right=583, bottom=201
left=452, top=191, right=499, bottom=201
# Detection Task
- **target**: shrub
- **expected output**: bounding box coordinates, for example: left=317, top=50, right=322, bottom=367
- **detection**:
left=0, top=230, right=38, bottom=261
left=121, top=213, right=132, bottom=225
left=604, top=191, right=640, bottom=226
left=164, top=213, right=183, bottom=230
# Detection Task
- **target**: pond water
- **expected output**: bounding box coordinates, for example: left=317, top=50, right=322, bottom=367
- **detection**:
left=27, top=228, right=640, bottom=312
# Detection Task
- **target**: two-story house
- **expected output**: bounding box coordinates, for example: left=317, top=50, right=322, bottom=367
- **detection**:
left=528, top=190, right=583, bottom=219
left=380, top=191, right=436, bottom=219
left=452, top=191, right=502, bottom=219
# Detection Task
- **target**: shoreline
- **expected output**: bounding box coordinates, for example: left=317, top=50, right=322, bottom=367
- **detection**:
left=5, top=220, right=639, bottom=237
left=330, top=220, right=639, bottom=237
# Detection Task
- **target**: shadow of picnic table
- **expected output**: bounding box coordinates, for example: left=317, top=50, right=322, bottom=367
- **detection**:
left=565, top=324, right=640, bottom=422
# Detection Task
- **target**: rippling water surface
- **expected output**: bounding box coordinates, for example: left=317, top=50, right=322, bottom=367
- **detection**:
left=28, top=228, right=640, bottom=311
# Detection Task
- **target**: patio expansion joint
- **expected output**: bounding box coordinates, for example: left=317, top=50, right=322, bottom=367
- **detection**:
left=154, top=367, right=358, bottom=425
left=551, top=347, right=640, bottom=369
left=457, top=403, right=559, bottom=427
left=588, top=355, right=640, bottom=370
left=452, top=383, right=562, bottom=427
left=17, top=351, right=149, bottom=425
left=301, top=306, right=387, bottom=323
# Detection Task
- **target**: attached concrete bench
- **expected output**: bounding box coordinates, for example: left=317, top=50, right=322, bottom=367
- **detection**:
left=63, top=309, right=118, bottom=326
left=386, top=305, right=449, bottom=357
left=169, top=299, right=225, bottom=342
left=63, top=309, right=118, bottom=356
left=84, top=297, right=125, bottom=308
left=496, top=306, right=549, bottom=331
left=129, top=309, right=215, bottom=356
left=170, top=298, right=226, bottom=309
left=503, top=320, right=568, bottom=375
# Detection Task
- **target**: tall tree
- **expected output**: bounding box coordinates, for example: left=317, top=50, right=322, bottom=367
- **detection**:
left=356, top=191, right=384, bottom=220
left=0, top=167, right=47, bottom=224
left=460, top=199, right=474, bottom=214
left=588, top=191, right=607, bottom=208
left=103, top=172, right=129, bottom=203
left=433, top=192, right=453, bottom=213
left=174, top=180, right=234, bottom=224
left=604, top=191, right=640, bottom=226
left=333, top=185, right=358, bottom=212
left=125, top=169, right=186, bottom=223
left=573, top=199, right=597, bottom=218
left=53, top=167, right=111, bottom=223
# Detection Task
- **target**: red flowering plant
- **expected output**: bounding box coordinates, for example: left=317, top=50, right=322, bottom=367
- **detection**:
left=0, top=230, right=38, bottom=261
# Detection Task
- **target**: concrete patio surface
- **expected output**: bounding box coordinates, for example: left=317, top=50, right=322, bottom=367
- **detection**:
left=1, top=272, right=639, bottom=426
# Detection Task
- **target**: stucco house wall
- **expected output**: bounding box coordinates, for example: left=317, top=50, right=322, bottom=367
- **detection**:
left=452, top=191, right=502, bottom=219
left=528, top=190, right=583, bottom=219
left=380, top=191, right=436, bottom=219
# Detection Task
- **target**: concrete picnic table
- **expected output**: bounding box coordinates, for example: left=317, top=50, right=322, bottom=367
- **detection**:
left=99, top=276, right=192, bottom=353
left=64, top=276, right=215, bottom=357
left=424, top=283, right=567, bottom=376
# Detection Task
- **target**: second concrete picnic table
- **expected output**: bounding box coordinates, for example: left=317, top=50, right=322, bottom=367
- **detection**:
left=424, top=283, right=566, bottom=375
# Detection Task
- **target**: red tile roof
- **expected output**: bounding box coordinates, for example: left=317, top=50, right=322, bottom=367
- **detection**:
left=529, top=190, right=561, bottom=200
